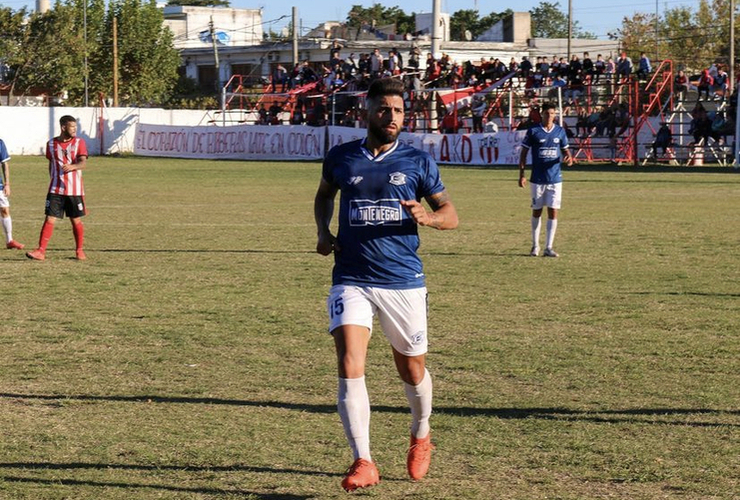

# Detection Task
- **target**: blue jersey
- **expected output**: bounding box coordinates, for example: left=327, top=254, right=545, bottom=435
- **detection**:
left=322, top=139, right=445, bottom=289
left=0, top=139, right=9, bottom=190
left=521, top=124, right=569, bottom=184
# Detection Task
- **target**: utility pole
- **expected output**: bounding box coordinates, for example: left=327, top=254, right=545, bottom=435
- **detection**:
left=567, top=0, right=572, bottom=60
left=731, top=0, right=735, bottom=93
left=210, top=16, right=220, bottom=93
left=655, top=0, right=659, bottom=62
left=432, top=0, right=441, bottom=59
left=83, top=0, right=88, bottom=107
left=292, top=7, right=298, bottom=68
left=113, top=17, right=118, bottom=107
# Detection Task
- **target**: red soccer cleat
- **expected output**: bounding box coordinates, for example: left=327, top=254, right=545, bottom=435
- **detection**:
left=407, top=433, right=434, bottom=480
left=341, top=458, right=380, bottom=492
left=6, top=240, right=24, bottom=250
left=75, top=250, right=87, bottom=260
left=25, top=248, right=46, bottom=261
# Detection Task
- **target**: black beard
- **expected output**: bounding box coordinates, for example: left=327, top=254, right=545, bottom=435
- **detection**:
left=367, top=120, right=400, bottom=145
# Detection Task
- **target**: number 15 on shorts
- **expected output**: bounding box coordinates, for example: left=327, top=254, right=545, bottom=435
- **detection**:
left=329, top=297, right=344, bottom=319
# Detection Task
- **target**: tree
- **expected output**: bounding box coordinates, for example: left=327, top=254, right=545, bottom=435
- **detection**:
left=346, top=4, right=414, bottom=35
left=529, top=1, right=595, bottom=39
left=91, top=0, right=180, bottom=105
left=449, top=8, right=513, bottom=40
left=167, top=0, right=231, bottom=7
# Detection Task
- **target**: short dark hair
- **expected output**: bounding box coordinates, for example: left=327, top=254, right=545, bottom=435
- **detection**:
left=541, top=102, right=556, bottom=113
left=60, top=115, right=76, bottom=126
left=367, top=78, right=405, bottom=103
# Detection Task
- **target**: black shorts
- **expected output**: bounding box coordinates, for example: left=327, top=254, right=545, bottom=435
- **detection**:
left=45, top=193, right=86, bottom=219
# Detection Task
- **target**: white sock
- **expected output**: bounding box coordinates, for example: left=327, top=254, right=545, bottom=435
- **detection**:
left=404, top=368, right=432, bottom=439
left=2, top=217, right=12, bottom=243
left=546, top=219, right=558, bottom=249
left=338, top=376, right=372, bottom=461
left=531, top=217, right=541, bottom=248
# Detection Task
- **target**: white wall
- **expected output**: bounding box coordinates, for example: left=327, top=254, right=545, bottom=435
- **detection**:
left=0, top=107, right=208, bottom=156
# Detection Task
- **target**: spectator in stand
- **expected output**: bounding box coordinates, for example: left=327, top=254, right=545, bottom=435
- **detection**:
left=616, top=52, right=633, bottom=81
left=358, top=53, right=371, bottom=76
left=291, top=104, right=304, bottom=124
left=697, top=69, right=714, bottom=101
left=343, top=54, right=358, bottom=77
left=539, top=57, right=551, bottom=84
left=674, top=69, right=688, bottom=100
left=370, top=48, right=383, bottom=77
left=636, top=52, right=652, bottom=81
left=519, top=56, right=532, bottom=78
left=273, top=63, right=288, bottom=93
left=388, top=49, right=400, bottom=76
left=689, top=103, right=712, bottom=144
left=649, top=122, right=673, bottom=157
left=257, top=104, right=268, bottom=125
left=509, top=57, right=519, bottom=74
left=582, top=52, right=594, bottom=82
left=568, top=54, right=582, bottom=81
left=714, top=66, right=728, bottom=100
left=471, top=95, right=487, bottom=133
left=605, top=56, right=616, bottom=81
left=594, top=54, right=605, bottom=83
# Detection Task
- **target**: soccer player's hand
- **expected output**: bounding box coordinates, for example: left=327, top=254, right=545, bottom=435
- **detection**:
left=518, top=175, right=527, bottom=188
left=3, top=185, right=9, bottom=196
left=401, top=199, right=434, bottom=226
left=565, top=156, right=574, bottom=166
left=317, top=231, right=339, bottom=255
left=62, top=164, right=75, bottom=173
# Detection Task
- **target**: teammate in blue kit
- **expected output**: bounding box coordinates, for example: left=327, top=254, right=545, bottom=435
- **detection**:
left=518, top=102, right=573, bottom=257
left=314, top=77, right=458, bottom=492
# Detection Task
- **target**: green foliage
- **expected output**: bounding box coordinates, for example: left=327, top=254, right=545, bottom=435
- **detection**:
left=530, top=1, right=595, bottom=39
left=449, top=9, right=513, bottom=41
left=346, top=3, right=415, bottom=34
left=167, top=0, right=230, bottom=6
left=617, top=0, right=736, bottom=71
left=92, top=0, right=181, bottom=106
left=0, top=0, right=179, bottom=106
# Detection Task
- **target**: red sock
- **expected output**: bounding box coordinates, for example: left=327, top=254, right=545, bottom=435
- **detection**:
left=72, top=221, right=84, bottom=251
left=38, top=221, right=54, bottom=251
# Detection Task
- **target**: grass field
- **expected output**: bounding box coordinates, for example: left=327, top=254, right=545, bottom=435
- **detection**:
left=0, top=156, right=738, bottom=500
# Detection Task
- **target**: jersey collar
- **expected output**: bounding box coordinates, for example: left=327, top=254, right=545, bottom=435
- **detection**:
left=360, top=138, right=400, bottom=162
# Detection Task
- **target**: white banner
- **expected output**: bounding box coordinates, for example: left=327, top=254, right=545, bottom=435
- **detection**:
left=134, top=123, right=325, bottom=160
left=327, top=126, right=526, bottom=166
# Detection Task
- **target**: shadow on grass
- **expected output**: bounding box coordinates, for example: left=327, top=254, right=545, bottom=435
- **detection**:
left=0, top=475, right=310, bottom=498
left=0, top=461, right=338, bottom=476
left=1, top=392, right=737, bottom=428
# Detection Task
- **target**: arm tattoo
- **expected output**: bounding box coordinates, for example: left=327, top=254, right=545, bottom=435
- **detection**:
left=426, top=190, right=450, bottom=212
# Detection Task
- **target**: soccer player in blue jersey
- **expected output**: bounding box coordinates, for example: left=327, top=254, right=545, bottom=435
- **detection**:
left=314, top=77, right=458, bottom=492
left=518, top=102, right=573, bottom=257
left=0, top=138, right=25, bottom=250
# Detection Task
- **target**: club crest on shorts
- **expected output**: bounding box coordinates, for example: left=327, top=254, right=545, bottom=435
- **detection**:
left=411, top=330, right=426, bottom=345
left=388, top=172, right=407, bottom=186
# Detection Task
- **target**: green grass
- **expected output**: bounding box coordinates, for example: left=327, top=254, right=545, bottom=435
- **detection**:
left=0, top=156, right=738, bottom=499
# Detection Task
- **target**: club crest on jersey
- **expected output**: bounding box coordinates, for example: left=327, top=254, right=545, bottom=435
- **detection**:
left=388, top=172, right=407, bottom=186
left=349, top=199, right=403, bottom=226
left=347, top=176, right=364, bottom=186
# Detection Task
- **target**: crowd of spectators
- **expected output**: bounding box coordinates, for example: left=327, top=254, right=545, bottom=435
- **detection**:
left=256, top=46, right=737, bottom=143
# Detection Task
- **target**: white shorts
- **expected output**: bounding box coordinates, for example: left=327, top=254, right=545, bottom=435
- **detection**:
left=0, top=192, right=8, bottom=208
left=327, top=285, right=428, bottom=356
left=530, top=182, right=562, bottom=210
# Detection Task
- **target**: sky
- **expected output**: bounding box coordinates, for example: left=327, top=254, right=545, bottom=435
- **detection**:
left=6, top=0, right=702, bottom=39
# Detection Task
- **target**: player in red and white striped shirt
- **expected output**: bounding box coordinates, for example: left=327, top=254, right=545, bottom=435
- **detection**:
left=26, top=115, right=89, bottom=261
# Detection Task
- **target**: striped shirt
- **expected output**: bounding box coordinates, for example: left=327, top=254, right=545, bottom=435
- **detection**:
left=46, top=137, right=88, bottom=196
